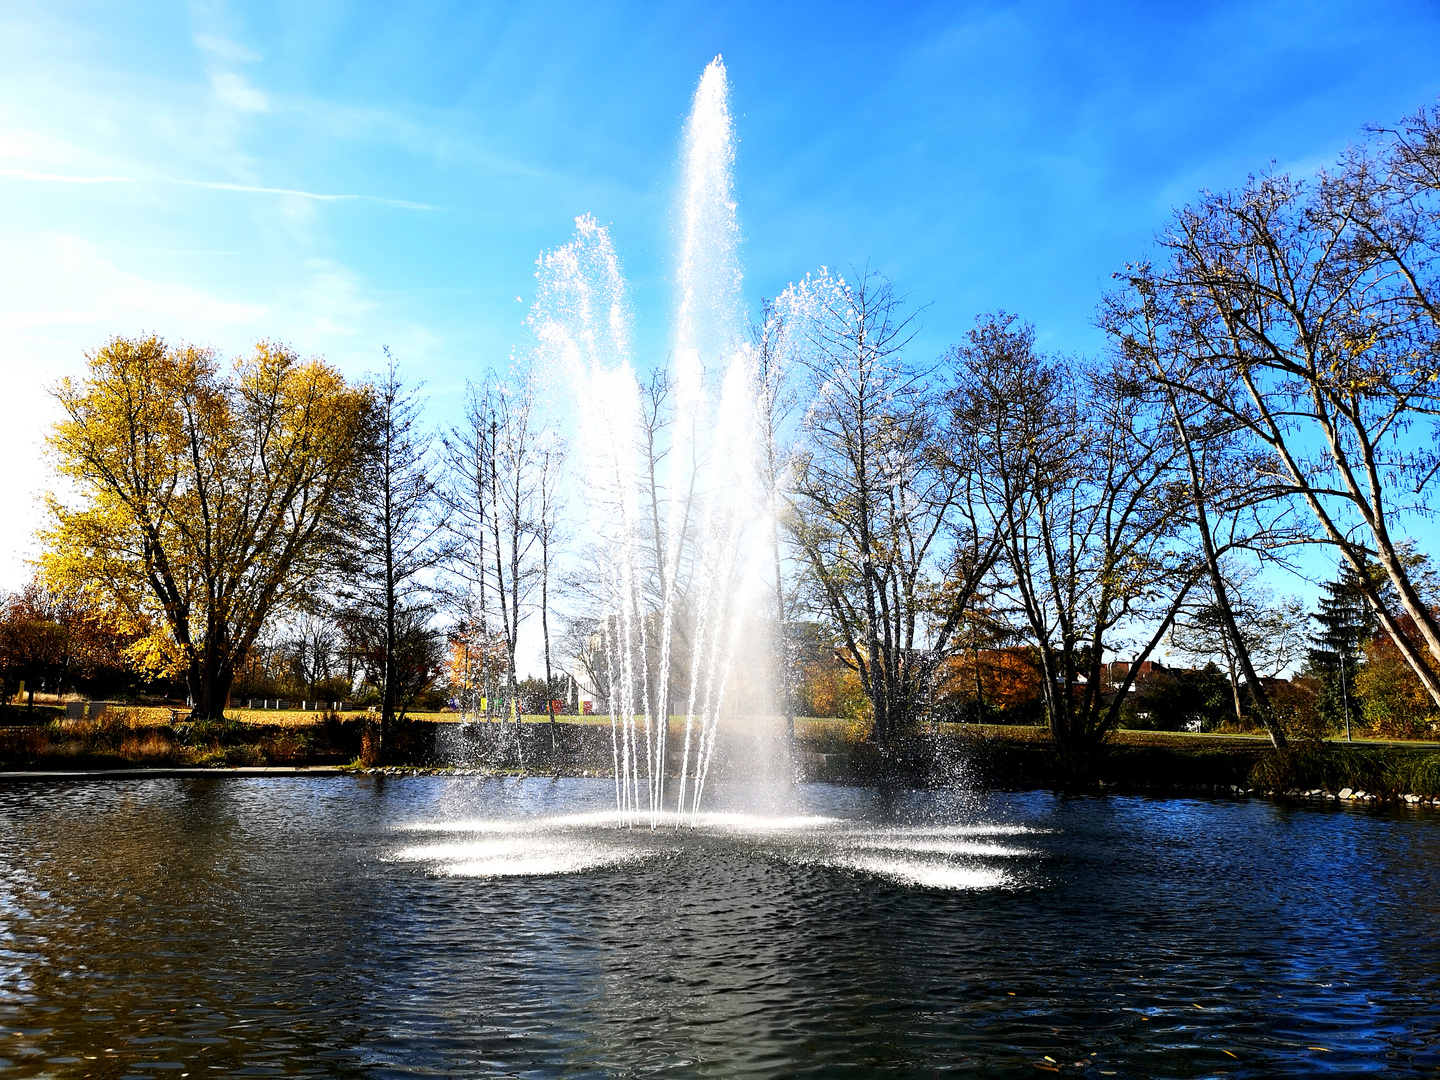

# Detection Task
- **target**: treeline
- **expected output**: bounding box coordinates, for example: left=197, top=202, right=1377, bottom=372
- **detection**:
left=770, top=104, right=1440, bottom=753
left=0, top=579, right=134, bottom=708
left=17, top=103, right=1440, bottom=759
left=27, top=338, right=571, bottom=762
left=789, top=559, right=1430, bottom=743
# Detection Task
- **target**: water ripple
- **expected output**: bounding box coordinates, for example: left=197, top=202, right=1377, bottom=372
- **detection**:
left=0, top=778, right=1437, bottom=1077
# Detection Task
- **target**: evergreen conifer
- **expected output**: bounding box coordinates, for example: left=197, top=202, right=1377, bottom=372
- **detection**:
left=1306, top=565, right=1382, bottom=740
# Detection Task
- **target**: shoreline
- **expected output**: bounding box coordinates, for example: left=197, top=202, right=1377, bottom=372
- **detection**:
left=3, top=761, right=1439, bottom=811
left=0, top=764, right=346, bottom=780
left=3, top=722, right=1440, bottom=807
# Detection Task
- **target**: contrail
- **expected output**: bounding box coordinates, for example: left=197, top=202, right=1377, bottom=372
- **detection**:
left=0, top=169, right=129, bottom=183
left=0, top=168, right=435, bottom=209
left=169, top=178, right=436, bottom=209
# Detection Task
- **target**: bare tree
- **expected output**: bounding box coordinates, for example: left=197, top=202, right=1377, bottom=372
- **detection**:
left=341, top=603, right=446, bottom=719
left=285, top=611, right=337, bottom=702
left=439, top=382, right=495, bottom=718
left=441, top=370, right=542, bottom=722
left=488, top=377, right=536, bottom=715
left=1101, top=288, right=1307, bottom=747
left=951, top=314, right=1202, bottom=753
left=783, top=269, right=1002, bottom=745
left=1169, top=562, right=1308, bottom=728
left=344, top=352, right=448, bottom=760
left=560, top=365, right=705, bottom=729
left=752, top=298, right=801, bottom=746
left=636, top=369, right=696, bottom=722
left=563, top=615, right=614, bottom=713
left=536, top=437, right=567, bottom=743
left=1117, top=112, right=1440, bottom=705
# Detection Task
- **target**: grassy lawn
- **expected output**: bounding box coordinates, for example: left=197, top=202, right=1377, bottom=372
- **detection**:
left=23, top=706, right=1440, bottom=752
left=6, top=705, right=1440, bottom=796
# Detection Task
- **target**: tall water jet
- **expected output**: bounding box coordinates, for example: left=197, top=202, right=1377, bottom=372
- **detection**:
left=529, top=57, right=772, bottom=827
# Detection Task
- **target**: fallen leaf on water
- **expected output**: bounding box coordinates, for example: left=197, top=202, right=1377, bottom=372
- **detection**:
left=1044, top=1056, right=1057, bottom=1063
left=1193, top=1003, right=1204, bottom=1009
left=1309, top=1047, right=1331, bottom=1052
left=1222, top=1050, right=1238, bottom=1059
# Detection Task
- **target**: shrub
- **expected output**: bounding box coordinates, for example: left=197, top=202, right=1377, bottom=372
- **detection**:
left=1269, top=677, right=1330, bottom=742
left=795, top=717, right=868, bottom=755
left=115, top=732, right=182, bottom=764
left=178, top=716, right=250, bottom=747
left=1387, top=753, right=1440, bottom=797
left=260, top=731, right=312, bottom=762
left=1354, top=632, right=1438, bottom=739
left=195, top=744, right=264, bottom=767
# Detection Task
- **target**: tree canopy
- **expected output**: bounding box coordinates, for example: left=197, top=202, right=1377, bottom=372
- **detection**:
left=43, top=335, right=370, bottom=719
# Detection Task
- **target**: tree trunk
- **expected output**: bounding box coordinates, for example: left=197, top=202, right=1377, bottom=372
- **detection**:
left=542, top=533, right=557, bottom=751
left=1156, top=377, right=1287, bottom=750
left=372, top=466, right=397, bottom=765
left=1224, top=655, right=1245, bottom=729
left=772, top=519, right=794, bottom=752
left=187, top=656, right=234, bottom=721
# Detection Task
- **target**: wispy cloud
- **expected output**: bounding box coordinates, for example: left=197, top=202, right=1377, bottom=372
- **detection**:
left=193, top=33, right=262, bottom=64
left=172, top=178, right=435, bottom=209
left=103, top=248, right=241, bottom=255
left=0, top=233, right=270, bottom=333
left=0, top=168, right=437, bottom=209
left=285, top=97, right=562, bottom=184
left=293, top=257, right=377, bottom=338
left=0, top=168, right=129, bottom=183
left=211, top=71, right=268, bottom=113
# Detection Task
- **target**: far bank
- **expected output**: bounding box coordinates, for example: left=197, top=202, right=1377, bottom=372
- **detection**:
left=4, top=710, right=1440, bottom=806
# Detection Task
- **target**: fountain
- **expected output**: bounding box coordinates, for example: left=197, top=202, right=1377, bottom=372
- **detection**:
left=391, top=806, right=1024, bottom=889
left=432, top=64, right=988, bottom=905
left=530, top=57, right=774, bottom=828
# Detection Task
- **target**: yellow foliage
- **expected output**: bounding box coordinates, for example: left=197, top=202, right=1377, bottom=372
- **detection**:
left=798, top=659, right=870, bottom=719
left=41, top=335, right=370, bottom=714
left=936, top=647, right=1041, bottom=713
left=1355, top=628, right=1438, bottom=739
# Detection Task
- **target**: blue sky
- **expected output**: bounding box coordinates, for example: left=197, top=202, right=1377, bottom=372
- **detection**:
left=4, top=0, right=1440, bottom=596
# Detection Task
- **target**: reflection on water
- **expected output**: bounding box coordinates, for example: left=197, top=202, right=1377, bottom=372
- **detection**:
left=390, top=808, right=1031, bottom=888
left=1, top=777, right=1438, bottom=1077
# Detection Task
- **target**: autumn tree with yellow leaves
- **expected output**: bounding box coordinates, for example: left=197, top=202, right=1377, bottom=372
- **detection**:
left=43, top=335, right=371, bottom=720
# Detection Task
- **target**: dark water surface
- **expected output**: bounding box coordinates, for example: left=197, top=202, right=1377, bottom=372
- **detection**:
left=1, top=777, right=1438, bottom=1078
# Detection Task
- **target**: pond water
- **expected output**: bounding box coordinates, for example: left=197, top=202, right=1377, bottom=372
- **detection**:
left=1, top=777, right=1438, bottom=1078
